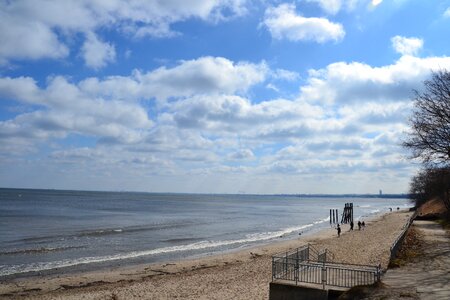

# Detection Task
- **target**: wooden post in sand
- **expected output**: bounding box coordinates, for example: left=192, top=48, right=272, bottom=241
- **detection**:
left=350, top=203, right=353, bottom=223
left=330, top=209, right=339, bottom=225
left=341, top=203, right=353, bottom=224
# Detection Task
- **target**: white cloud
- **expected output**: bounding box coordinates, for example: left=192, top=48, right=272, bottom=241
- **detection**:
left=81, top=32, right=116, bottom=69
left=305, top=0, right=384, bottom=14
left=391, top=36, right=423, bottom=56
left=0, top=76, right=43, bottom=104
left=445, top=7, right=450, bottom=18
left=140, top=57, right=268, bottom=100
left=0, top=76, right=153, bottom=145
left=0, top=56, right=267, bottom=149
left=307, top=0, right=343, bottom=15
left=300, top=55, right=450, bottom=105
left=273, top=69, right=300, bottom=81
left=79, top=56, right=268, bottom=101
left=372, top=0, right=383, bottom=6
left=262, top=4, right=345, bottom=43
left=229, top=149, right=254, bottom=160
left=167, top=94, right=323, bottom=135
left=0, top=10, right=69, bottom=65
left=266, top=83, right=280, bottom=92
left=0, top=0, right=248, bottom=66
left=339, top=102, right=411, bottom=126
left=306, top=0, right=360, bottom=15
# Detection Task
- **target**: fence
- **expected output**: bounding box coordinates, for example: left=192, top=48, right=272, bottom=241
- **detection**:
left=272, top=245, right=381, bottom=289
left=389, top=211, right=417, bottom=261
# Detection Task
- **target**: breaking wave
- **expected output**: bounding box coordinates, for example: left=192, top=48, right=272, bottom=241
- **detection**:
left=0, top=217, right=330, bottom=277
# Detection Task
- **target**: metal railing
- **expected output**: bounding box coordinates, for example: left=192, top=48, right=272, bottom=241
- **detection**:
left=272, top=245, right=381, bottom=289
left=389, top=211, right=417, bottom=261
left=322, top=262, right=381, bottom=288
left=274, top=244, right=334, bottom=263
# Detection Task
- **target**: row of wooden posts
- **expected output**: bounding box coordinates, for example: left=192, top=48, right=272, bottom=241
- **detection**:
left=330, top=203, right=353, bottom=224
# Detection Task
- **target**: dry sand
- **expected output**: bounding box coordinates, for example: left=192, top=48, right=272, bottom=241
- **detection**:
left=0, top=211, right=413, bottom=300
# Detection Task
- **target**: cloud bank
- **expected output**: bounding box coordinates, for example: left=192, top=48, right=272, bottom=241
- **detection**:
left=2, top=50, right=450, bottom=192
left=0, top=0, right=248, bottom=67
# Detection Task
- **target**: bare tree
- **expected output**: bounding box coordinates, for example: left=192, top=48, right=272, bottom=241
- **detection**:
left=404, top=71, right=450, bottom=218
left=403, top=70, right=450, bottom=166
left=409, top=167, right=450, bottom=213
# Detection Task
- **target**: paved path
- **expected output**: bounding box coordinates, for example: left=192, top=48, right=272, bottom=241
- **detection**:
left=371, top=220, right=450, bottom=300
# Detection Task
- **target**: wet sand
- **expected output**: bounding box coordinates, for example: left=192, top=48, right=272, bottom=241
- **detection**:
left=0, top=211, right=413, bottom=299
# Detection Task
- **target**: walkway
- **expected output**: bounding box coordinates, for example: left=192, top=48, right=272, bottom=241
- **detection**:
left=369, top=220, right=450, bottom=299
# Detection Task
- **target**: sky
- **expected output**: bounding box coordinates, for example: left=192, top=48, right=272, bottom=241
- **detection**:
left=1, top=0, right=450, bottom=194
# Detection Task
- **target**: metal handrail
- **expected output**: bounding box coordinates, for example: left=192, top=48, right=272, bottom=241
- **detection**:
left=272, top=244, right=381, bottom=289
left=272, top=244, right=336, bottom=263
left=272, top=258, right=381, bottom=288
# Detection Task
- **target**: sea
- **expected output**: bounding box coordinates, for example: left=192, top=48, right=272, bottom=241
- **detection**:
left=0, top=188, right=411, bottom=278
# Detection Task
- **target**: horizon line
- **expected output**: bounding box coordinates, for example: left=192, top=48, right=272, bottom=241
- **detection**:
left=0, top=187, right=410, bottom=198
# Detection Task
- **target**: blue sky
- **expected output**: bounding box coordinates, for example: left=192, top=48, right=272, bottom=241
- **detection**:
left=1, top=0, right=450, bottom=194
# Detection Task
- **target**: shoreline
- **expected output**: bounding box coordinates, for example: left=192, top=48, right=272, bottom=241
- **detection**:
left=0, top=210, right=413, bottom=299
left=0, top=217, right=331, bottom=281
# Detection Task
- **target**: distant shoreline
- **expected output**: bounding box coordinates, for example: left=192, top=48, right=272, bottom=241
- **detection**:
left=293, top=193, right=410, bottom=199
left=0, top=187, right=410, bottom=198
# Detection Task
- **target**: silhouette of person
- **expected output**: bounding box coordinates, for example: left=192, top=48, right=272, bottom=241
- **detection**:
left=337, top=224, right=341, bottom=237
left=362, top=221, right=365, bottom=229
left=358, top=221, right=361, bottom=230
left=350, top=221, right=354, bottom=231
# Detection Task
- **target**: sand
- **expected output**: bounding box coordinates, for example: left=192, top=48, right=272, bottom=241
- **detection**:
left=0, top=211, right=413, bottom=300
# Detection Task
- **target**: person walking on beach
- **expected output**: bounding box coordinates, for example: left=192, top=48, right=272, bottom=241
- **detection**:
left=362, top=221, right=365, bottom=229
left=337, top=224, right=341, bottom=237
left=350, top=221, right=354, bottom=231
left=358, top=221, right=361, bottom=230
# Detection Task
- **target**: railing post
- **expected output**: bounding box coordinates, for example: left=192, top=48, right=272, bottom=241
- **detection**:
left=307, top=244, right=310, bottom=262
left=284, top=252, right=288, bottom=279
left=295, top=249, right=299, bottom=285
left=376, top=264, right=381, bottom=282
left=322, top=261, right=327, bottom=290
left=272, top=256, right=274, bottom=281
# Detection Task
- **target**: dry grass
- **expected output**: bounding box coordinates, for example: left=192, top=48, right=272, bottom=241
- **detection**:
left=388, top=227, right=424, bottom=268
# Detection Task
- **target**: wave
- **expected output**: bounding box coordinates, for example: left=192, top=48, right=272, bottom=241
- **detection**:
left=77, top=228, right=124, bottom=237
left=356, top=208, right=390, bottom=221
left=244, top=216, right=330, bottom=241
left=12, top=222, right=199, bottom=244
left=0, top=246, right=85, bottom=256
left=163, top=237, right=206, bottom=244
left=0, top=217, right=330, bottom=277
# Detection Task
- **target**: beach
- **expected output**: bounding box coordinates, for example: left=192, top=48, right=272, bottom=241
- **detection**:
left=0, top=210, right=413, bottom=299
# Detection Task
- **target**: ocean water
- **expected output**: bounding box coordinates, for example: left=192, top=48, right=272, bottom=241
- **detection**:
left=0, top=188, right=411, bottom=278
